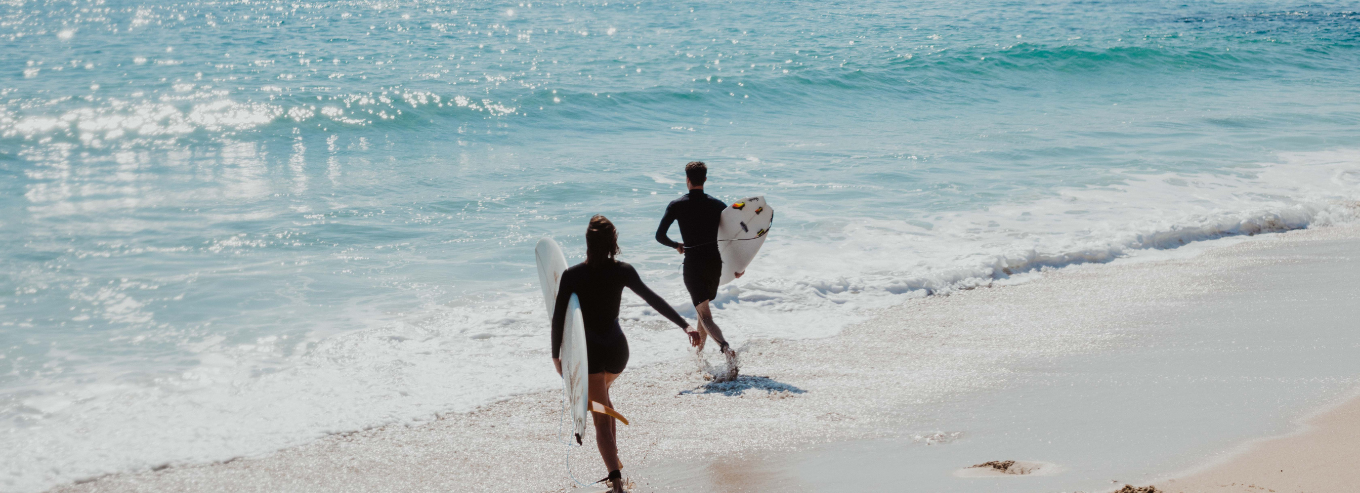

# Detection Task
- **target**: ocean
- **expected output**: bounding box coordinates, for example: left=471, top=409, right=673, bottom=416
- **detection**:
left=2, top=0, right=1358, bottom=490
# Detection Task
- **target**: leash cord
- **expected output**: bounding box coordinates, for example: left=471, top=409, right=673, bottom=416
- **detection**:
left=557, top=382, right=593, bottom=488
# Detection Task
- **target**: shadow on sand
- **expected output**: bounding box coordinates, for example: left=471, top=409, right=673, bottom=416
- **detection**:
left=679, top=376, right=807, bottom=397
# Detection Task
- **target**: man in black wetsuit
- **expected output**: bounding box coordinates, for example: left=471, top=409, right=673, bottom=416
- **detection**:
left=655, top=161, right=739, bottom=357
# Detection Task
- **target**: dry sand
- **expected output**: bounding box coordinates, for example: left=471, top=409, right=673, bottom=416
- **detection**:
left=48, top=224, right=1360, bottom=493
left=1155, top=393, right=1360, bottom=493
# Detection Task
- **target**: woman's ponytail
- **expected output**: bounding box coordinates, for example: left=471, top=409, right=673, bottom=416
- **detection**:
left=584, top=215, right=619, bottom=267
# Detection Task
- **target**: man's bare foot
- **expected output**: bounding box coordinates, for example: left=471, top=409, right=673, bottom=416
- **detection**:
left=715, top=343, right=740, bottom=382
left=717, top=340, right=735, bottom=357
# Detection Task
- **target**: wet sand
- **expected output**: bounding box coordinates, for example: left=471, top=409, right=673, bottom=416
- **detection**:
left=48, top=224, right=1360, bottom=493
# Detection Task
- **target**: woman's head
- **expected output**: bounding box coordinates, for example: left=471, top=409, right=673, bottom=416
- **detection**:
left=585, top=215, right=620, bottom=266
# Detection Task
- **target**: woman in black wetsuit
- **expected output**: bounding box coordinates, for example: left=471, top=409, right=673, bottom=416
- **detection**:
left=551, top=215, right=699, bottom=491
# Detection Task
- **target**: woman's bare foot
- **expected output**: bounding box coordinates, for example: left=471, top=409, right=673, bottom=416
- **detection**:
left=604, top=470, right=630, bottom=492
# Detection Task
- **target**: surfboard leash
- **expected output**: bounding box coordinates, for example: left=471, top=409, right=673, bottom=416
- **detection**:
left=556, top=382, right=594, bottom=488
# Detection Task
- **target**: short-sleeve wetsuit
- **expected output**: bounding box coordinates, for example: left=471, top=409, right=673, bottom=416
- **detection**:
left=656, top=189, right=728, bottom=306
left=551, top=260, right=688, bottom=374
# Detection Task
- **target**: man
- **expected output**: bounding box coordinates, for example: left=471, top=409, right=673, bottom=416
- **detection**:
left=655, top=161, right=740, bottom=357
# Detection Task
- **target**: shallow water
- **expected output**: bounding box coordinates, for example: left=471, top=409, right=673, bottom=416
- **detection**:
left=3, top=0, right=1360, bottom=490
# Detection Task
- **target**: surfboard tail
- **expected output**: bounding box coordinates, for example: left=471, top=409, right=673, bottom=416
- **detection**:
left=590, top=401, right=630, bottom=425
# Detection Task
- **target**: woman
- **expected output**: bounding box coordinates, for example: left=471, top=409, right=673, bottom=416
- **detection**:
left=552, top=215, right=699, bottom=492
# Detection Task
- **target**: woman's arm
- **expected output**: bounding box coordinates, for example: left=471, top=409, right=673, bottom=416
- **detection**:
left=550, top=277, right=572, bottom=360
left=628, top=271, right=700, bottom=347
left=623, top=265, right=689, bottom=329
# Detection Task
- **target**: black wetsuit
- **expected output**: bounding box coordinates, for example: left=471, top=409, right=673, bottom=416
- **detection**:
left=551, top=261, right=688, bottom=374
left=656, top=189, right=728, bottom=306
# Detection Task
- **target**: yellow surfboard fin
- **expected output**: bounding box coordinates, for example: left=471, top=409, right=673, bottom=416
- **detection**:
left=590, top=400, right=630, bottom=425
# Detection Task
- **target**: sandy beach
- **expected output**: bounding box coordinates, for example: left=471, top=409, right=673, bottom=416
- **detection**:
left=48, top=223, right=1360, bottom=493
left=636, top=223, right=1360, bottom=493
left=1155, top=392, right=1360, bottom=493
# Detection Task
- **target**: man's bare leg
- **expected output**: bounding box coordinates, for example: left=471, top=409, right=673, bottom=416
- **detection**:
left=693, top=309, right=708, bottom=353
left=694, top=301, right=732, bottom=356
left=695, top=301, right=738, bottom=382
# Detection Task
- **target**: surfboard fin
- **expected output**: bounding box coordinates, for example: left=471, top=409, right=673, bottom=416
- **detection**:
left=590, top=400, right=630, bottom=425
left=732, top=202, right=745, bottom=210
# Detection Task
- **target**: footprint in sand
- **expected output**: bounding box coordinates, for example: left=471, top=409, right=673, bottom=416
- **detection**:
left=953, top=460, right=1061, bottom=478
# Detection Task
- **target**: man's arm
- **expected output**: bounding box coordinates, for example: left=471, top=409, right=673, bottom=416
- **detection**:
left=655, top=204, right=683, bottom=253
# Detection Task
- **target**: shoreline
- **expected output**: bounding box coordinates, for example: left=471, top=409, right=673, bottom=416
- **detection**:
left=1154, top=389, right=1360, bottom=493
left=47, top=223, right=1360, bottom=493
left=629, top=222, right=1360, bottom=492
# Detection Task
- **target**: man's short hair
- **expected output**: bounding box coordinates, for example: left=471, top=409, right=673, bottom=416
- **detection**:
left=685, top=161, right=707, bottom=187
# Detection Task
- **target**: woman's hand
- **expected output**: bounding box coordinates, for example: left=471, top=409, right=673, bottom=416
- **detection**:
left=553, top=358, right=562, bottom=376
left=685, top=326, right=702, bottom=347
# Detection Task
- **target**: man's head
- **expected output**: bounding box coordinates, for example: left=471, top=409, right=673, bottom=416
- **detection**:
left=685, top=161, right=706, bottom=190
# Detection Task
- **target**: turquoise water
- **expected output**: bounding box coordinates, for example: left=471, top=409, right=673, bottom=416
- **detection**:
left=3, top=1, right=1359, bottom=490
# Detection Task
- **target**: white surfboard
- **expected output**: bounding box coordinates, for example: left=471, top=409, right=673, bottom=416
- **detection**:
left=535, top=238, right=570, bottom=314
left=558, top=295, right=589, bottom=445
left=717, top=196, right=774, bottom=285
left=535, top=238, right=589, bottom=444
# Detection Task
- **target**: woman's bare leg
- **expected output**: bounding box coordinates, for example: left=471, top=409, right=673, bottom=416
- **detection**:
left=589, top=372, right=622, bottom=473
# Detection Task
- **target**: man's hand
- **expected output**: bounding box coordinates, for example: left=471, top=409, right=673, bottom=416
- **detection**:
left=675, top=246, right=685, bottom=255
left=734, top=271, right=744, bottom=279
left=685, top=327, right=702, bottom=347
left=553, top=358, right=562, bottom=376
